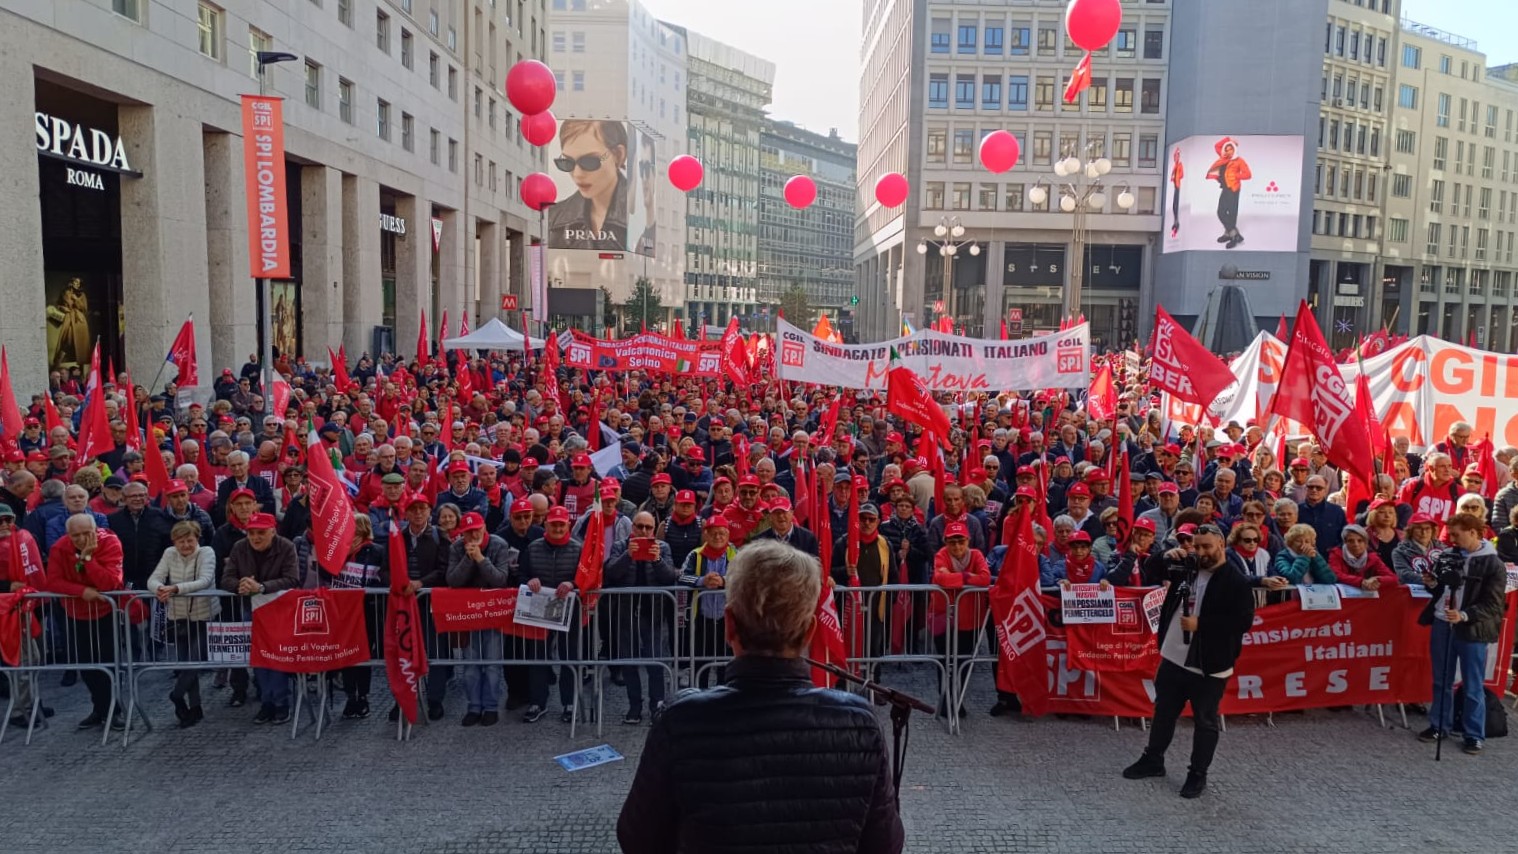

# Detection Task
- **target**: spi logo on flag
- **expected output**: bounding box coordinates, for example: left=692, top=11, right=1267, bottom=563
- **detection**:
left=782, top=339, right=806, bottom=368
left=697, top=350, right=722, bottom=373
left=1056, top=346, right=1084, bottom=374
left=996, top=588, right=1047, bottom=657
left=567, top=342, right=592, bottom=365
left=295, top=595, right=330, bottom=636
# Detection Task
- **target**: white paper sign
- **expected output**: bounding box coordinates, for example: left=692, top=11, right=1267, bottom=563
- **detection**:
left=205, top=621, right=253, bottom=663
left=513, top=585, right=577, bottom=633
left=1336, top=583, right=1380, bottom=599
left=1297, top=584, right=1343, bottom=611
left=1060, top=583, right=1117, bottom=624
left=1142, top=586, right=1167, bottom=633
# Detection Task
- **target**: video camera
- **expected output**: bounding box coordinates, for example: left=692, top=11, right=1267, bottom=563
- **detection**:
left=1431, top=549, right=1466, bottom=591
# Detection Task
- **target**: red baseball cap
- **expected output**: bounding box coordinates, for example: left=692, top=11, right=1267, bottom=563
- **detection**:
left=1161, top=444, right=1182, bottom=456
left=675, top=489, right=697, bottom=504
left=570, top=454, right=592, bottom=468
left=1158, top=482, right=1180, bottom=495
left=600, top=483, right=620, bottom=499
left=1069, top=531, right=1092, bottom=545
left=446, top=460, right=471, bottom=474
left=545, top=506, right=571, bottom=523
left=228, top=487, right=257, bottom=504
left=886, top=431, right=904, bottom=445
left=944, top=521, right=969, bottom=540
left=23, top=417, right=39, bottom=427
left=404, top=491, right=432, bottom=509
left=457, top=512, right=486, bottom=533
left=767, top=497, right=793, bottom=513
left=3, top=450, right=22, bottom=463
left=510, top=497, right=534, bottom=515
left=245, top=512, right=276, bottom=530
left=1175, top=523, right=1197, bottom=539
left=1132, top=517, right=1157, bottom=534
left=883, top=478, right=907, bottom=492
left=738, top=474, right=760, bottom=488
left=1016, top=465, right=1034, bottom=477
left=1407, top=512, right=1437, bottom=528
left=1368, top=497, right=1395, bottom=510
left=1290, top=457, right=1310, bottom=468
left=25, top=451, right=46, bottom=463
left=1066, top=483, right=1091, bottom=498
left=651, top=473, right=672, bottom=486
left=686, top=447, right=706, bottom=461
left=852, top=475, right=870, bottom=489
left=521, top=457, right=540, bottom=469
left=1084, top=469, right=1111, bottom=483
left=165, top=479, right=189, bottom=496
left=1015, top=486, right=1038, bottom=501
left=1463, top=464, right=1484, bottom=477
left=703, top=516, right=730, bottom=531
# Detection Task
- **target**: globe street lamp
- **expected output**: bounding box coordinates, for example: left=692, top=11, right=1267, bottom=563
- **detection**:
left=916, top=216, right=980, bottom=333
left=1027, top=146, right=1135, bottom=322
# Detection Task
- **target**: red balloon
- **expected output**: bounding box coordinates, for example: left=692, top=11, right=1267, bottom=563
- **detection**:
left=874, top=173, right=909, bottom=208
left=783, top=175, right=817, bottom=209
left=505, top=60, right=557, bottom=117
left=978, top=130, right=1021, bottom=174
left=521, top=172, right=557, bottom=212
left=668, top=155, right=704, bottom=192
left=1065, top=0, right=1123, bottom=52
left=521, top=110, right=557, bottom=147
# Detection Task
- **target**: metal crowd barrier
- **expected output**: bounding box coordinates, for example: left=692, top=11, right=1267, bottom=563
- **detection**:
left=1, top=593, right=124, bottom=747
left=830, top=583, right=955, bottom=733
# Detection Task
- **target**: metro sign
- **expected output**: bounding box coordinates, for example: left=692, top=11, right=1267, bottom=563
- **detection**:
left=500, top=294, right=519, bottom=311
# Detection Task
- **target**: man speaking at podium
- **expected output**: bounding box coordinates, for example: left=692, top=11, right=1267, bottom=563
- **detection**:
left=616, top=540, right=904, bottom=853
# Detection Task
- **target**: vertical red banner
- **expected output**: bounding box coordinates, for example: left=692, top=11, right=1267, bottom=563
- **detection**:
left=240, top=95, right=291, bottom=280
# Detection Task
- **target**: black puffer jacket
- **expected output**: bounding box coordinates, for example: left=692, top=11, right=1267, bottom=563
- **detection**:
left=616, top=656, right=903, bottom=854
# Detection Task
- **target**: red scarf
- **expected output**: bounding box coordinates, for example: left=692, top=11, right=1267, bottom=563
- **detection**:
left=545, top=527, right=570, bottom=546
left=701, top=544, right=728, bottom=560
left=1065, top=552, right=1096, bottom=584
left=1235, top=543, right=1259, bottom=561
left=672, top=508, right=696, bottom=524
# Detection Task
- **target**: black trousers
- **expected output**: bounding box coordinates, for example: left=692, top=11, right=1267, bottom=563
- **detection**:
left=1217, top=188, right=1240, bottom=234
left=1144, top=659, right=1227, bottom=775
left=70, top=617, right=117, bottom=716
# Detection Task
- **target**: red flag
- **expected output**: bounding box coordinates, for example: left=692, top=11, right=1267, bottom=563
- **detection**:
left=165, top=317, right=199, bottom=386
left=673, top=317, right=685, bottom=339
left=1267, top=301, right=1373, bottom=484
left=1063, top=51, right=1093, bottom=103
left=270, top=374, right=292, bottom=419
left=1086, top=361, right=1117, bottom=422
left=1000, top=320, right=1009, bottom=341
left=1148, top=306, right=1236, bottom=407
left=519, top=310, right=533, bottom=372
left=385, top=520, right=429, bottom=725
left=454, top=349, right=473, bottom=397
left=819, top=396, right=844, bottom=445
left=415, top=308, right=429, bottom=366
left=459, top=313, right=470, bottom=337
left=814, top=469, right=833, bottom=583
left=808, top=579, right=849, bottom=688
left=1116, top=446, right=1134, bottom=550
left=989, top=507, right=1049, bottom=715
left=845, top=471, right=861, bottom=569
left=328, top=347, right=355, bottom=395
left=0, top=348, right=24, bottom=455
left=1473, top=434, right=1499, bottom=502
left=734, top=433, right=749, bottom=478
left=121, top=373, right=143, bottom=453
left=917, top=430, right=946, bottom=517
left=42, top=391, right=63, bottom=437
left=436, top=310, right=449, bottom=368
left=575, top=506, right=605, bottom=618
left=142, top=414, right=173, bottom=499
left=304, top=430, right=357, bottom=576
left=886, top=347, right=952, bottom=447
left=1467, top=328, right=1477, bottom=349
left=842, top=476, right=864, bottom=660
left=721, top=317, right=750, bottom=387
left=586, top=394, right=601, bottom=452
left=76, top=346, right=113, bottom=463
left=1274, top=314, right=1289, bottom=341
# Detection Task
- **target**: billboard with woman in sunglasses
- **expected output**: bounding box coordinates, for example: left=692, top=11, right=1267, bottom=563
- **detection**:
left=547, top=119, right=650, bottom=254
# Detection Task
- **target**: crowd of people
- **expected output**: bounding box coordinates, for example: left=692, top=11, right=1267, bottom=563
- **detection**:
left=0, top=347, right=1510, bottom=757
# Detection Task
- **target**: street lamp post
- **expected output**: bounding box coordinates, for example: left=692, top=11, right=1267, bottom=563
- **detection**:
left=1026, top=145, right=1136, bottom=322
left=916, top=216, right=980, bottom=333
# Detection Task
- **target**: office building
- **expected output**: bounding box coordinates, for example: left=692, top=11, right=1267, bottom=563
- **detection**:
left=3, top=0, right=550, bottom=395
left=757, top=121, right=857, bottom=325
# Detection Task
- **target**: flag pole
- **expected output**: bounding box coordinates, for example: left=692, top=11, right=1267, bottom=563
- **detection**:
left=146, top=312, right=192, bottom=398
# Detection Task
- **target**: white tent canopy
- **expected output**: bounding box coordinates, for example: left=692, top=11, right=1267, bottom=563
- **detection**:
left=442, top=317, right=546, bottom=350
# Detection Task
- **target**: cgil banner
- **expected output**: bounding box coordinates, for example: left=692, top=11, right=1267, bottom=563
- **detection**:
left=563, top=330, right=723, bottom=378
left=250, top=589, right=369, bottom=674
left=1024, top=588, right=1516, bottom=718
left=775, top=318, right=1090, bottom=391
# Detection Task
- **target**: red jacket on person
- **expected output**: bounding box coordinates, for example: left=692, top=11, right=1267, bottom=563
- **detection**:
left=0, top=529, right=46, bottom=589
left=46, top=528, right=124, bottom=620
left=930, top=548, right=991, bottom=631
left=1327, top=547, right=1398, bottom=587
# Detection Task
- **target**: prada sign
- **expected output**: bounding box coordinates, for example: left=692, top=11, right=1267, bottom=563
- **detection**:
left=34, top=112, right=141, bottom=177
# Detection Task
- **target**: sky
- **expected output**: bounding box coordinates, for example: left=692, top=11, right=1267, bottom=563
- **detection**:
left=635, top=1, right=1515, bottom=147
left=641, top=0, right=861, bottom=141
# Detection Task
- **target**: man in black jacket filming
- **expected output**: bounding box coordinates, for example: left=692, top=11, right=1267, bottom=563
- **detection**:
left=1122, top=523, right=1254, bottom=799
left=617, top=539, right=903, bottom=854
left=1418, top=512, right=1509, bottom=754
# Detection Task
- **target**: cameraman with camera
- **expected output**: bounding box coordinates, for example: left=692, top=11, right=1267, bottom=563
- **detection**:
left=1418, top=513, right=1509, bottom=755
left=1122, top=523, right=1254, bottom=799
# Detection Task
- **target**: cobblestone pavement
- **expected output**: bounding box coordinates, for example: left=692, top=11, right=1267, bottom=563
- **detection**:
left=0, top=663, right=1509, bottom=853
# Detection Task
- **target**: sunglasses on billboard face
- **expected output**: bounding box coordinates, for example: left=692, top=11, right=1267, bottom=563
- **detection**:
left=554, top=152, right=611, bottom=173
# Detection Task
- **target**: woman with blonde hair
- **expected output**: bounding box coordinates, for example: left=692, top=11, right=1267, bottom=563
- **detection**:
left=146, top=520, right=219, bottom=727
left=1270, top=524, right=1338, bottom=584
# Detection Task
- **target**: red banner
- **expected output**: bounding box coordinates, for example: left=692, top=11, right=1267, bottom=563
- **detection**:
left=384, top=590, right=429, bottom=722
left=564, top=330, right=722, bottom=377
left=250, top=589, right=369, bottom=673
left=240, top=95, right=291, bottom=279
left=1064, top=587, right=1160, bottom=673
left=428, top=587, right=548, bottom=640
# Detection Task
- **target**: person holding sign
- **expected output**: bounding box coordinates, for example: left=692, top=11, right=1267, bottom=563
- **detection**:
left=146, top=520, right=219, bottom=727
left=1123, top=524, right=1254, bottom=799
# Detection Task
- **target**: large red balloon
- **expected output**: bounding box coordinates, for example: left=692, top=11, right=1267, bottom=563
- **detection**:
left=521, top=110, right=557, bottom=147
left=783, top=175, right=817, bottom=209
left=874, top=173, right=909, bottom=208
left=1065, top=0, right=1123, bottom=52
left=521, top=172, right=557, bottom=212
left=978, top=130, right=1021, bottom=174
left=668, top=155, right=704, bottom=192
left=506, top=60, right=557, bottom=117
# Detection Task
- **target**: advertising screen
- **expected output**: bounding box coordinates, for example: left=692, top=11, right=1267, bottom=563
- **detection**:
left=1160, top=134, right=1304, bottom=254
left=546, top=118, right=654, bottom=256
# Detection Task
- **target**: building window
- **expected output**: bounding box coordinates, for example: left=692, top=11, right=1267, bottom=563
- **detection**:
left=1087, top=77, right=1107, bottom=111
left=1113, top=29, right=1135, bottom=58
left=448, top=138, right=458, bottom=172
left=401, top=113, right=414, bottom=151
left=951, top=182, right=971, bottom=210
left=488, top=98, right=497, bottom=129
left=1436, top=93, right=1450, bottom=127
left=474, top=86, right=482, bottom=118
left=1140, top=78, right=1161, bottom=114
left=952, top=129, right=973, bottom=164
left=984, top=26, right=1003, bottom=55
left=1143, top=28, right=1163, bottom=59
left=1430, top=179, right=1444, bottom=214
left=1004, top=183, right=1024, bottom=212
left=1009, top=26, right=1030, bottom=56
left=552, top=32, right=565, bottom=52
left=377, top=99, right=390, bottom=140
left=926, top=128, right=946, bottom=164
left=449, top=67, right=459, bottom=99
left=338, top=77, right=353, bottom=123
left=429, top=52, right=440, bottom=87
left=447, top=26, right=456, bottom=50
left=982, top=75, right=1001, bottom=109
left=1395, top=129, right=1415, bottom=153
left=1439, top=54, right=1452, bottom=74
left=430, top=128, right=440, bottom=165
left=928, top=74, right=948, bottom=108
left=248, top=28, right=272, bottom=80
left=925, top=182, right=944, bottom=209
left=572, top=32, right=586, bottom=53
left=1397, top=85, right=1417, bottom=110
left=1110, top=133, right=1131, bottom=167
left=931, top=18, right=950, bottom=54
left=1433, top=136, right=1447, bottom=170
left=957, top=24, right=977, bottom=54
left=1113, top=78, right=1133, bottom=113
left=428, top=8, right=439, bottom=35
left=1037, top=27, right=1057, bottom=57
left=1032, top=131, right=1052, bottom=165
left=1388, top=218, right=1408, bottom=243
left=572, top=70, right=585, bottom=91
left=1008, top=75, right=1029, bottom=110
left=954, top=75, right=974, bottom=108
left=197, top=2, right=224, bottom=61
left=376, top=10, right=389, bottom=52
left=1035, top=76, right=1055, bottom=111
left=401, top=30, right=413, bottom=68
left=337, top=0, right=350, bottom=27
left=304, top=60, right=321, bottom=108
left=112, top=0, right=139, bottom=20
left=1138, top=134, right=1158, bottom=168
left=1401, top=44, right=1421, bottom=70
